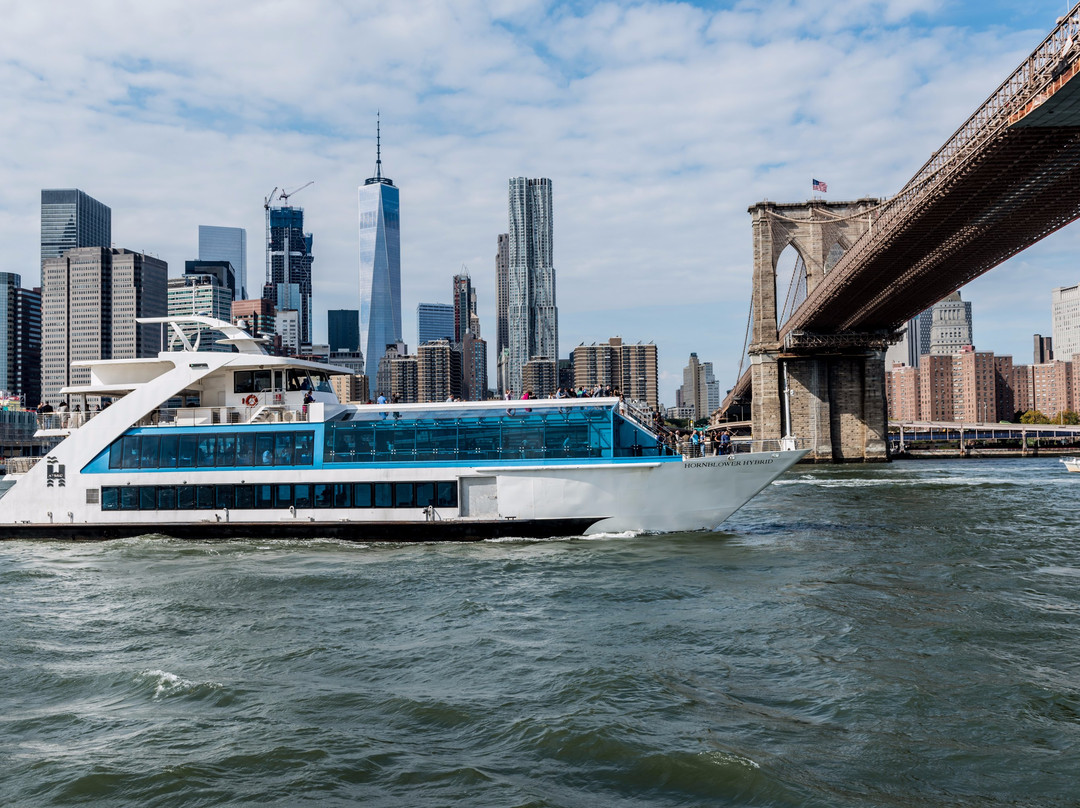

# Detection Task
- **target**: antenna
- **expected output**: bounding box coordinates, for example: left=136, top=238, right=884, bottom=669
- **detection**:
left=375, top=111, right=382, bottom=181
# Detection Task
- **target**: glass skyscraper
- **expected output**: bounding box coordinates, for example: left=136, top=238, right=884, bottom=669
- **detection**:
left=507, top=177, right=557, bottom=396
left=358, top=121, right=401, bottom=379
left=40, top=189, right=111, bottom=264
left=417, top=303, right=453, bottom=346
left=198, top=225, right=246, bottom=299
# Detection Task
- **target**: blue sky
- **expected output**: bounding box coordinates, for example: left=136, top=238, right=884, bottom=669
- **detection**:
left=1, top=0, right=1077, bottom=405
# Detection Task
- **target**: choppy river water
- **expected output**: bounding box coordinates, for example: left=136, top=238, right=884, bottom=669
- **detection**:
left=1, top=458, right=1077, bottom=807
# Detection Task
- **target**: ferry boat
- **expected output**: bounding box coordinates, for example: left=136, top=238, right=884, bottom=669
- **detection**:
left=1061, top=457, right=1080, bottom=472
left=0, top=317, right=808, bottom=541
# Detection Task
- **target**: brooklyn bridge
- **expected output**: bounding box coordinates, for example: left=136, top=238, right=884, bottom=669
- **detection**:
left=718, top=3, right=1080, bottom=461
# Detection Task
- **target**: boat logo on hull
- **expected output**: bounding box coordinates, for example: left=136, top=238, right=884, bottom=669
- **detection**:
left=46, top=456, right=66, bottom=488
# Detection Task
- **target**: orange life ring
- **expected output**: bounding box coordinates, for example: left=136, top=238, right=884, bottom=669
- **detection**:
left=244, top=394, right=259, bottom=407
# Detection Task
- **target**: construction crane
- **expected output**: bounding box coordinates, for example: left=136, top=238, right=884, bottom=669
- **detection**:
left=263, top=187, right=278, bottom=292
left=278, top=181, right=313, bottom=205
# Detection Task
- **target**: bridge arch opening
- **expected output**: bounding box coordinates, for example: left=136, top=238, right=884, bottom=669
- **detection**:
left=824, top=240, right=848, bottom=274
left=775, top=243, right=808, bottom=328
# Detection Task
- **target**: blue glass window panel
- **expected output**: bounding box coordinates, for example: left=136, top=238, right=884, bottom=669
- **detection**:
left=314, top=484, right=333, bottom=508
left=178, top=436, right=197, bottom=468
left=196, top=486, right=215, bottom=509
left=333, top=483, right=351, bottom=508
left=215, top=485, right=234, bottom=510
left=294, top=484, right=312, bottom=508
left=275, top=484, right=293, bottom=508
left=102, top=487, right=119, bottom=510
left=274, top=433, right=294, bottom=466
left=157, top=487, right=176, bottom=510
left=139, top=486, right=156, bottom=510
left=108, top=442, right=123, bottom=470
left=236, top=433, right=256, bottom=466
left=177, top=486, right=195, bottom=509
left=373, top=483, right=392, bottom=508
left=234, top=485, right=254, bottom=509
left=255, top=484, right=274, bottom=509
left=295, top=432, right=314, bottom=465
left=437, top=482, right=457, bottom=508
left=159, top=435, right=179, bottom=468
left=122, top=436, right=140, bottom=469
left=139, top=436, right=160, bottom=468
left=353, top=483, right=372, bottom=508
left=415, top=482, right=435, bottom=508
left=197, top=437, right=216, bottom=467
left=394, top=483, right=414, bottom=508
left=120, top=487, right=138, bottom=510
left=256, top=435, right=274, bottom=466
left=215, top=435, right=236, bottom=467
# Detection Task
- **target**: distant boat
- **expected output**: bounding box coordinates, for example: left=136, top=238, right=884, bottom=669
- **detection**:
left=1061, top=457, right=1080, bottom=473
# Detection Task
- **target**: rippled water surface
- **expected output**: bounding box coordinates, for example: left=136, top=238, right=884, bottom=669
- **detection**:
left=2, top=458, right=1079, bottom=806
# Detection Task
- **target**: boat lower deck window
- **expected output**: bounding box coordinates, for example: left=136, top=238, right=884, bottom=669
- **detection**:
left=100, top=482, right=458, bottom=511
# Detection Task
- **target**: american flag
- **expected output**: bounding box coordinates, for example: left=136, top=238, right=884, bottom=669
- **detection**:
left=813, top=178, right=827, bottom=193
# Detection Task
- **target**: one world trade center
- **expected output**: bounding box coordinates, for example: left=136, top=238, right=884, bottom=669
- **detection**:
left=358, top=119, right=401, bottom=380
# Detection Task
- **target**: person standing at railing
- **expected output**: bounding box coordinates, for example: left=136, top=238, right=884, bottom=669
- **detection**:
left=720, top=429, right=731, bottom=455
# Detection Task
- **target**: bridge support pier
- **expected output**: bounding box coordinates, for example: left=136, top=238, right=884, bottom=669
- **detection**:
left=752, top=350, right=888, bottom=462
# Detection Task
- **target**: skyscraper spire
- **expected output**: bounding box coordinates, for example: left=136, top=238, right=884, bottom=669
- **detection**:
left=365, top=112, right=393, bottom=187
left=375, top=112, right=382, bottom=181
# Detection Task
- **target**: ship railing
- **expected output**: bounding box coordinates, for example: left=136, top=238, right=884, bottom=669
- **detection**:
left=679, top=436, right=805, bottom=458
left=36, top=410, right=99, bottom=431
left=134, top=406, right=311, bottom=428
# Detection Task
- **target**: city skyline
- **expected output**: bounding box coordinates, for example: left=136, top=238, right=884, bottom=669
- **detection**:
left=4, top=3, right=1080, bottom=406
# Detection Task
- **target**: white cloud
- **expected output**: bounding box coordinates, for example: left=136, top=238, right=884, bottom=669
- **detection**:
left=0, top=0, right=1071, bottom=404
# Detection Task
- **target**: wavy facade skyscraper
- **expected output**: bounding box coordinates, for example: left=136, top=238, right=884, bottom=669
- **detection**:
left=358, top=120, right=401, bottom=380
left=506, top=177, right=557, bottom=396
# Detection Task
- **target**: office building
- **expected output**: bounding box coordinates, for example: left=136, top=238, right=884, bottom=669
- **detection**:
left=197, top=225, right=246, bottom=298
left=572, top=337, right=659, bottom=409
left=885, top=363, right=920, bottom=421
left=452, top=272, right=487, bottom=401
left=1012, top=365, right=1034, bottom=415
left=40, top=189, right=111, bottom=264
left=1032, top=360, right=1072, bottom=417
left=0, top=273, right=41, bottom=409
left=41, top=247, right=166, bottom=405
left=506, top=177, right=558, bottom=396
left=677, top=353, right=719, bottom=421
left=263, top=205, right=313, bottom=348
left=417, top=303, right=454, bottom=346
left=495, top=233, right=509, bottom=392
left=276, top=309, right=301, bottom=355
left=328, top=310, right=360, bottom=353
left=928, top=292, right=973, bottom=355
left=375, top=341, right=409, bottom=401
left=330, top=372, right=369, bottom=404
left=358, top=119, right=401, bottom=379
left=168, top=274, right=233, bottom=352
left=232, top=299, right=276, bottom=341
left=459, top=331, right=488, bottom=401
left=952, top=347, right=998, bottom=422
left=185, top=260, right=239, bottom=301
left=994, top=355, right=1015, bottom=420
left=522, top=357, right=557, bottom=399
left=1053, top=284, right=1080, bottom=363
left=417, top=339, right=462, bottom=402
left=1034, top=334, right=1054, bottom=365
left=453, top=272, right=480, bottom=342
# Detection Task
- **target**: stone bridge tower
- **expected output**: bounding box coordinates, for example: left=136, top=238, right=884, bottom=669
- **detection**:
left=748, top=199, right=890, bottom=462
